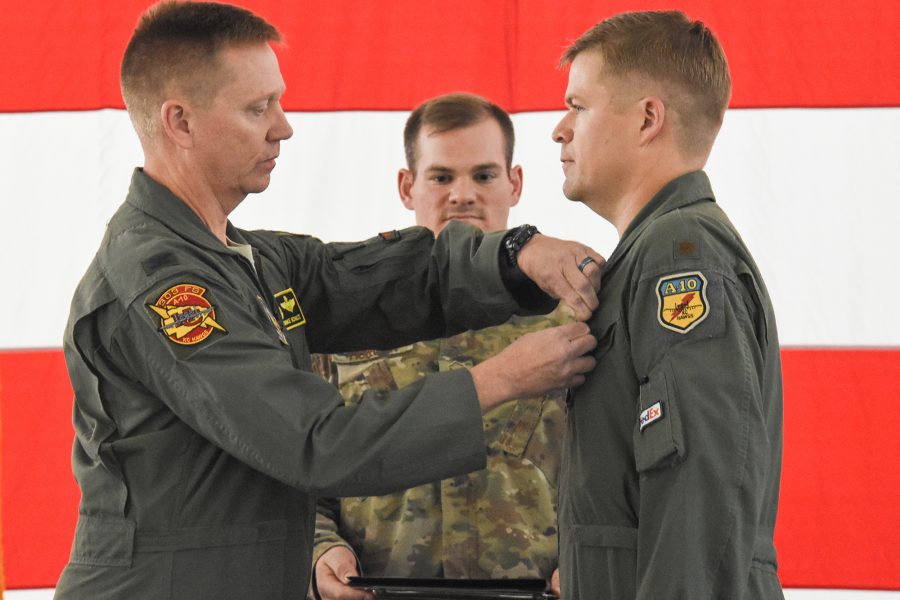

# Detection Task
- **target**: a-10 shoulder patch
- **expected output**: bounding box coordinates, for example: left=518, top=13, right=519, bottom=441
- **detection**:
left=656, top=271, right=709, bottom=333
left=147, top=283, right=226, bottom=345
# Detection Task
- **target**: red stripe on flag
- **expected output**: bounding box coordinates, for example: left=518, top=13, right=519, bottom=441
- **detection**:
left=1, top=348, right=899, bottom=589
left=777, top=348, right=900, bottom=589
left=0, top=350, right=78, bottom=589
left=1, top=0, right=898, bottom=113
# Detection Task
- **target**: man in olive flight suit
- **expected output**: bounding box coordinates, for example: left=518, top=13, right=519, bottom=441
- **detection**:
left=55, top=4, right=603, bottom=599
left=551, top=11, right=785, bottom=599
left=311, top=94, right=569, bottom=600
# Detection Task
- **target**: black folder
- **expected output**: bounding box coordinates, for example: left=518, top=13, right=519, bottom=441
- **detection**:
left=347, top=576, right=552, bottom=599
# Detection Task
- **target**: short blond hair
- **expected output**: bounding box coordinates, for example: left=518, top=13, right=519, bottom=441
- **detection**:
left=562, top=11, right=731, bottom=156
left=120, top=1, right=281, bottom=140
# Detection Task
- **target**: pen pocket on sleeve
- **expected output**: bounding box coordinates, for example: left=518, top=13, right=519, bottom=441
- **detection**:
left=633, top=363, right=686, bottom=473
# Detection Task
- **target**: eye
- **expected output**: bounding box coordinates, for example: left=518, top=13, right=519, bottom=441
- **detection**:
left=474, top=171, right=498, bottom=183
left=431, top=174, right=452, bottom=184
left=572, top=104, right=585, bottom=113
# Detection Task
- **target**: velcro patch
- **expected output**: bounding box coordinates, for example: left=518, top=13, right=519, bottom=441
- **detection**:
left=273, top=288, right=306, bottom=331
left=147, top=283, right=226, bottom=345
left=639, top=401, right=664, bottom=431
left=656, top=271, right=709, bottom=333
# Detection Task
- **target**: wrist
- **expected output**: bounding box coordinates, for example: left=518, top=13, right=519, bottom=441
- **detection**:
left=503, top=224, right=540, bottom=268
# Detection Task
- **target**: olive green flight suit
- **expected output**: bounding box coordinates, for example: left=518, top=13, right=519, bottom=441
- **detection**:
left=55, top=169, right=553, bottom=600
left=559, top=171, right=784, bottom=599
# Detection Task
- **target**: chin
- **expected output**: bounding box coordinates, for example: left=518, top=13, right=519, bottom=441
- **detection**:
left=245, top=177, right=272, bottom=195
left=562, top=182, right=581, bottom=203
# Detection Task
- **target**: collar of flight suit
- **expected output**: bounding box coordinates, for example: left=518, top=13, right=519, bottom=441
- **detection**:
left=602, top=170, right=717, bottom=273
left=125, top=168, right=247, bottom=255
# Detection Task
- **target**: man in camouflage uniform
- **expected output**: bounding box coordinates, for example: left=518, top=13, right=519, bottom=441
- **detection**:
left=311, top=94, right=569, bottom=599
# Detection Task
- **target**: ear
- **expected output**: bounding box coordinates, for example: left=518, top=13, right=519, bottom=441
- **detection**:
left=508, top=165, right=523, bottom=207
left=397, top=168, right=415, bottom=211
left=638, top=96, right=665, bottom=146
left=160, top=99, right=194, bottom=149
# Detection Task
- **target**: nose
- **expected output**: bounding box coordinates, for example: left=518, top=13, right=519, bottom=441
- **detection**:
left=552, top=113, right=571, bottom=144
left=449, top=178, right=477, bottom=206
left=268, top=101, right=294, bottom=142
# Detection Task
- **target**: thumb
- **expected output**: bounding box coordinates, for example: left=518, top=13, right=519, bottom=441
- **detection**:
left=335, top=562, right=359, bottom=584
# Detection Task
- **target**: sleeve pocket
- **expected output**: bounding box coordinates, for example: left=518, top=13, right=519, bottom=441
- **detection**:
left=633, top=363, right=686, bottom=472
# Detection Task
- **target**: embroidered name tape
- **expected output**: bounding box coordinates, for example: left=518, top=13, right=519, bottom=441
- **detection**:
left=639, top=401, right=664, bottom=431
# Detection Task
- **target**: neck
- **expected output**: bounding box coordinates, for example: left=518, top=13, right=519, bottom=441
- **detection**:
left=591, top=157, right=704, bottom=237
left=144, top=155, right=237, bottom=245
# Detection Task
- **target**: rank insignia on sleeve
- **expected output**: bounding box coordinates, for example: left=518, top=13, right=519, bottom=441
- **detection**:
left=656, top=271, right=709, bottom=333
left=273, top=288, right=306, bottom=330
left=148, top=283, right=226, bottom=345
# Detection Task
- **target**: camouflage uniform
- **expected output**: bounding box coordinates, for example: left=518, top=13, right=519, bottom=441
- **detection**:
left=312, top=306, right=570, bottom=585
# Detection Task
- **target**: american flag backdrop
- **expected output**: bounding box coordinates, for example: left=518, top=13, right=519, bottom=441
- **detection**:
left=0, top=0, right=898, bottom=596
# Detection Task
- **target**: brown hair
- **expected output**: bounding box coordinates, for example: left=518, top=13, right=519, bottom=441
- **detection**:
left=403, top=93, right=515, bottom=174
left=562, top=11, right=731, bottom=156
left=121, top=1, right=281, bottom=140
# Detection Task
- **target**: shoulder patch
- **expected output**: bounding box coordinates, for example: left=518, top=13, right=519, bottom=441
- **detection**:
left=147, top=283, right=226, bottom=345
left=656, top=271, right=709, bottom=333
left=273, top=288, right=306, bottom=331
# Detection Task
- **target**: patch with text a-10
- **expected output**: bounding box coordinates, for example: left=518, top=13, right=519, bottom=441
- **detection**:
left=148, top=283, right=226, bottom=345
left=273, top=287, right=306, bottom=330
left=656, top=271, right=709, bottom=334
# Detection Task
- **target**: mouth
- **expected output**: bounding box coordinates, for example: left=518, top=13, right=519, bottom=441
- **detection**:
left=447, top=214, right=482, bottom=222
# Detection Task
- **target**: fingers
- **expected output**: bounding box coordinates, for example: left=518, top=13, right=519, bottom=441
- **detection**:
left=515, top=235, right=604, bottom=321
left=579, top=250, right=605, bottom=291
left=551, top=245, right=602, bottom=322
left=554, top=323, right=597, bottom=387
left=316, top=547, right=372, bottom=600
left=549, top=568, right=562, bottom=598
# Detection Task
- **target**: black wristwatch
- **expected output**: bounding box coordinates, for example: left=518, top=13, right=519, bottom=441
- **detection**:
left=503, top=224, right=539, bottom=268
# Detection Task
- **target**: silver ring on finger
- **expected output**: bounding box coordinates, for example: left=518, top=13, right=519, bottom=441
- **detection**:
left=577, top=256, right=596, bottom=272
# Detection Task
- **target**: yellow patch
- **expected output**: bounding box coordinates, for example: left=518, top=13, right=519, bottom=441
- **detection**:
left=148, top=283, right=226, bottom=345
left=656, top=272, right=709, bottom=334
left=274, top=288, right=306, bottom=330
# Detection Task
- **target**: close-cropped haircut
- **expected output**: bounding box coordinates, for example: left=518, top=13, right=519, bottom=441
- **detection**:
left=121, top=1, right=281, bottom=140
left=403, top=93, right=515, bottom=174
left=562, top=11, right=731, bottom=156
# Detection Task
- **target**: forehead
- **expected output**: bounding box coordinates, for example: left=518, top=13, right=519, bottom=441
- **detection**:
left=565, top=50, right=608, bottom=96
left=417, top=118, right=506, bottom=167
left=213, top=43, right=285, bottom=99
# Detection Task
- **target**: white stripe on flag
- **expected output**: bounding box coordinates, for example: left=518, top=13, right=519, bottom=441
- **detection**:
left=1, top=108, right=898, bottom=349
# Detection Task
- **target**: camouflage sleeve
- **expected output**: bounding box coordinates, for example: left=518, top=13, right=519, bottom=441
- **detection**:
left=311, top=496, right=360, bottom=600
left=308, top=356, right=358, bottom=574
left=312, top=496, right=357, bottom=565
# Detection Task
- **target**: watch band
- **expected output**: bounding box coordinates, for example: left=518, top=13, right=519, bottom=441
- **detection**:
left=503, top=224, right=539, bottom=268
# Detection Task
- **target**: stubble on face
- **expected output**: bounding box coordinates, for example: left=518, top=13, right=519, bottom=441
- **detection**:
left=406, top=120, right=519, bottom=234
left=556, top=51, right=639, bottom=220
left=190, top=44, right=289, bottom=207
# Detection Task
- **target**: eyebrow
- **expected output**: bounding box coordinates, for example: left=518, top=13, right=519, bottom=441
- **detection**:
left=249, top=86, right=286, bottom=105
left=424, top=163, right=502, bottom=174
